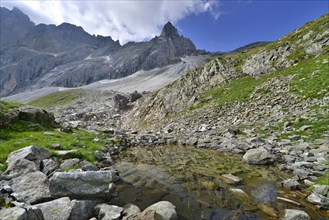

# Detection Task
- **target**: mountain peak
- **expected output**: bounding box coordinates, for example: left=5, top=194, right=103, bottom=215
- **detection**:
left=160, top=21, right=179, bottom=38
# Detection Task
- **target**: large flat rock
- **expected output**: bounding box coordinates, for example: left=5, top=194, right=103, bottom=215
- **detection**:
left=49, top=170, right=119, bottom=198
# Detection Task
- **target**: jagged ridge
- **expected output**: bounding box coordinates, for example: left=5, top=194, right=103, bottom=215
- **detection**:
left=0, top=7, right=197, bottom=97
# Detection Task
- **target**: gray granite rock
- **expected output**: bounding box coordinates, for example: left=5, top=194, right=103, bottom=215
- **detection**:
left=122, top=204, right=141, bottom=220
left=49, top=170, right=119, bottom=198
left=307, top=193, right=329, bottom=208
left=41, top=159, right=59, bottom=175
left=0, top=206, right=43, bottom=220
left=282, top=179, right=300, bottom=190
left=141, top=201, right=178, bottom=220
left=95, top=204, right=123, bottom=220
left=10, top=170, right=51, bottom=204
left=70, top=199, right=102, bottom=220
left=35, top=197, right=73, bottom=220
left=283, top=209, right=310, bottom=220
left=6, top=146, right=50, bottom=167
left=242, top=148, right=274, bottom=165
left=60, top=158, right=80, bottom=170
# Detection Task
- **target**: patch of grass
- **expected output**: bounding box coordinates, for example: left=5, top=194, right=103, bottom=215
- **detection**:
left=207, top=76, right=269, bottom=106
left=283, top=117, right=329, bottom=141
left=0, top=163, right=8, bottom=172
left=289, top=57, right=329, bottom=99
left=316, top=172, right=329, bottom=186
left=0, top=120, right=109, bottom=165
left=28, top=89, right=86, bottom=108
left=188, top=53, right=328, bottom=112
left=0, top=100, right=22, bottom=112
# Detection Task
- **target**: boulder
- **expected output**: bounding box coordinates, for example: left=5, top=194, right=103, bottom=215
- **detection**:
left=59, top=158, right=80, bottom=170
left=4, top=158, right=38, bottom=177
left=2, top=158, right=51, bottom=204
left=49, top=170, right=119, bottom=198
left=138, top=210, right=158, bottom=220
left=0, top=206, right=43, bottom=220
left=6, top=146, right=51, bottom=167
left=79, top=160, right=99, bottom=171
left=129, top=91, right=143, bottom=102
left=281, top=179, right=300, bottom=190
left=307, top=193, right=329, bottom=209
left=10, top=170, right=51, bottom=204
left=122, top=204, right=141, bottom=220
left=313, top=185, right=329, bottom=196
left=186, top=138, right=198, bottom=146
left=113, top=94, right=129, bottom=110
left=95, top=204, right=124, bottom=220
left=283, top=209, right=310, bottom=220
left=141, top=201, right=177, bottom=220
left=242, top=148, right=274, bottom=165
left=70, top=200, right=102, bottom=220
left=18, top=106, right=55, bottom=127
left=35, top=197, right=73, bottom=220
left=41, top=159, right=59, bottom=175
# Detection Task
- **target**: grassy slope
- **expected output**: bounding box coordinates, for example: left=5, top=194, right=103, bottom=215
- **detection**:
left=0, top=100, right=22, bottom=112
left=28, top=89, right=86, bottom=108
left=1, top=96, right=114, bottom=171
left=0, top=119, right=113, bottom=171
left=196, top=54, right=329, bottom=107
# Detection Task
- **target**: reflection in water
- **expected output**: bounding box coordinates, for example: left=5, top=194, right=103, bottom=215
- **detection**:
left=113, top=145, right=327, bottom=219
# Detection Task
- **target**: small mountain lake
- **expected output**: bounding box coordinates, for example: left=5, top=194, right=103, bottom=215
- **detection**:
left=113, top=145, right=328, bottom=219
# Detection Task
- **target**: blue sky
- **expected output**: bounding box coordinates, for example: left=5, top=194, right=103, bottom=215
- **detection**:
left=1, top=0, right=328, bottom=52
left=178, top=0, right=329, bottom=51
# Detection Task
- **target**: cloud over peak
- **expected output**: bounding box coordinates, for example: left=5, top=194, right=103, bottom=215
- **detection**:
left=1, top=0, right=220, bottom=44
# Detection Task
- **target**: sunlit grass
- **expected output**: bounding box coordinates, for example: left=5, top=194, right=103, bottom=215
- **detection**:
left=28, top=89, right=86, bottom=108
left=0, top=120, right=110, bottom=170
left=0, top=100, right=22, bottom=112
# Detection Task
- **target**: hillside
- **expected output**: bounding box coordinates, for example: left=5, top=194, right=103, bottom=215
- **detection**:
left=125, top=13, right=329, bottom=129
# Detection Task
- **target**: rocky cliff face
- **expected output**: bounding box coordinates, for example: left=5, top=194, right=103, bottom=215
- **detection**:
left=124, top=13, right=329, bottom=129
left=0, top=8, right=197, bottom=97
left=0, top=7, right=34, bottom=48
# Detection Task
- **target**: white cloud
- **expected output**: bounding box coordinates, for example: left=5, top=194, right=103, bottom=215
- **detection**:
left=1, top=0, right=221, bottom=44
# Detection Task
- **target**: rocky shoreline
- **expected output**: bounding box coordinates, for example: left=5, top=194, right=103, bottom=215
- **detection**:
left=0, top=145, right=179, bottom=220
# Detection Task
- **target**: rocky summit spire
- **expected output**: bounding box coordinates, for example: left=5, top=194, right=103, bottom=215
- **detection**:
left=160, top=22, right=179, bottom=38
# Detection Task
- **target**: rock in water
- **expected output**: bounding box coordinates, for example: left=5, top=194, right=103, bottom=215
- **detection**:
left=49, top=170, right=119, bottom=198
left=242, top=148, right=274, bottom=165
left=141, top=201, right=178, bottom=220
left=281, top=179, right=300, bottom=190
left=122, top=204, right=141, bottom=220
left=283, top=209, right=310, bottom=220
left=95, top=204, right=124, bottom=220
